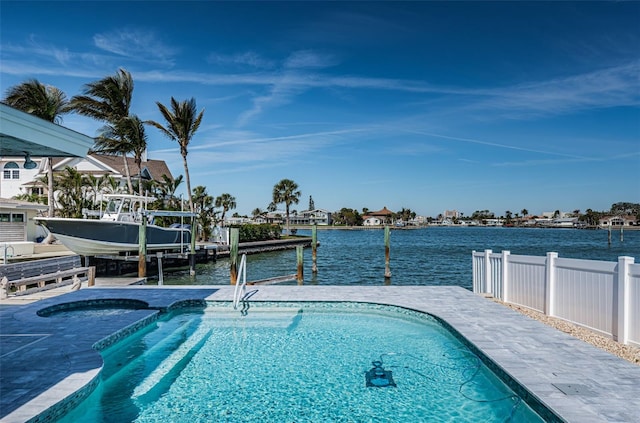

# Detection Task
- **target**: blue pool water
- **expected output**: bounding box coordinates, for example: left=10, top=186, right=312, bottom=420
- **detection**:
left=58, top=303, right=549, bottom=422
left=163, top=227, right=639, bottom=288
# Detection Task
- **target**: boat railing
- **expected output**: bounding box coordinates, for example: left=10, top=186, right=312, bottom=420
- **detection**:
left=232, top=254, right=247, bottom=310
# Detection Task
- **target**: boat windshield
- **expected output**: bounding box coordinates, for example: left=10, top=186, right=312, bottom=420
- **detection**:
left=106, top=199, right=122, bottom=214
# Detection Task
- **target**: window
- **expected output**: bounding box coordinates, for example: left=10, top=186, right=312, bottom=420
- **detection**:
left=3, top=162, right=19, bottom=179
left=0, top=213, right=24, bottom=222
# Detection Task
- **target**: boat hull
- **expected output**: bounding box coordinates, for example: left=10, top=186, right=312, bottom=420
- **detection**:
left=35, top=218, right=191, bottom=256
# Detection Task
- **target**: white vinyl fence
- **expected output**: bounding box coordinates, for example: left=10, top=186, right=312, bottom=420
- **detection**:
left=472, top=250, right=640, bottom=346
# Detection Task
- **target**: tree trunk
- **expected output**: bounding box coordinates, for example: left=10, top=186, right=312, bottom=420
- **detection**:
left=286, top=206, right=290, bottom=236
left=122, top=153, right=133, bottom=193
left=182, top=153, right=194, bottom=213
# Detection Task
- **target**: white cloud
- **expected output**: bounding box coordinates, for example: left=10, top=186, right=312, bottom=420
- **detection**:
left=284, top=50, right=337, bottom=69
left=93, top=28, right=177, bottom=65
left=207, top=51, right=275, bottom=69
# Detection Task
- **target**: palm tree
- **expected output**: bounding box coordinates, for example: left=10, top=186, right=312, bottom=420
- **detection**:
left=215, top=193, right=237, bottom=226
left=3, top=79, right=69, bottom=217
left=192, top=185, right=215, bottom=241
left=147, top=97, right=204, bottom=213
left=272, top=179, right=301, bottom=235
left=67, top=68, right=135, bottom=192
left=54, top=167, right=92, bottom=218
left=96, top=115, right=148, bottom=195
left=252, top=208, right=263, bottom=219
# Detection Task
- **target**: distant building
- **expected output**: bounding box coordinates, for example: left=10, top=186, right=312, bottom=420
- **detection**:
left=598, top=215, right=637, bottom=227
left=362, top=207, right=394, bottom=225
left=444, top=210, right=459, bottom=219
left=289, top=209, right=332, bottom=226
left=363, top=216, right=383, bottom=226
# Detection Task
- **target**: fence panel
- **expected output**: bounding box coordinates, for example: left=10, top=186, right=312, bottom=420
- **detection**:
left=472, top=251, right=485, bottom=294
left=506, top=255, right=546, bottom=312
left=472, top=250, right=637, bottom=345
left=553, top=258, right=616, bottom=337
left=629, top=263, right=640, bottom=346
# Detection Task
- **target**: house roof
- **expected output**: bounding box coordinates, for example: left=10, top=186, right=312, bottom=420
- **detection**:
left=369, top=207, right=393, bottom=216
left=51, top=153, right=173, bottom=182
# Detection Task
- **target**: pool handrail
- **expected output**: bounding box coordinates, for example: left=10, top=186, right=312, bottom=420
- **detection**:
left=232, top=253, right=247, bottom=310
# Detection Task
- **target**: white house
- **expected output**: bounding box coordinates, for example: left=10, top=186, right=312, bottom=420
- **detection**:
left=1, top=153, right=173, bottom=200
left=363, top=217, right=382, bottom=226
left=289, top=209, right=333, bottom=225
left=599, top=215, right=637, bottom=227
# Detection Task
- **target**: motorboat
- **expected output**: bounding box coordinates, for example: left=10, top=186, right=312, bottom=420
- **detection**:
left=34, top=194, right=193, bottom=256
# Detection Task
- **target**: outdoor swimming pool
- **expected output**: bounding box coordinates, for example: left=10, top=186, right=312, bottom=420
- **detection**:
left=56, top=302, right=550, bottom=422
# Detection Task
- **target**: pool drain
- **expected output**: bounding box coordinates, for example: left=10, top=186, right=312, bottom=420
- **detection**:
left=365, top=361, right=396, bottom=388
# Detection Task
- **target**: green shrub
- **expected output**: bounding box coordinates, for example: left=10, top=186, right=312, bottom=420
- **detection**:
left=234, top=224, right=282, bottom=242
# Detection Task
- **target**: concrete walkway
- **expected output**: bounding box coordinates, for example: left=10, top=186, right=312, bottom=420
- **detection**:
left=1, top=285, right=639, bottom=422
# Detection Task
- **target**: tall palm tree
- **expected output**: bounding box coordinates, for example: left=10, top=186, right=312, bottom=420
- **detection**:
left=3, top=79, right=69, bottom=217
left=215, top=193, right=237, bottom=226
left=272, top=179, right=301, bottom=235
left=146, top=97, right=204, bottom=213
left=67, top=68, right=135, bottom=193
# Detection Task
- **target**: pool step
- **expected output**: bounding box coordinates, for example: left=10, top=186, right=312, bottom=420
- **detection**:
left=132, top=325, right=212, bottom=403
left=101, top=317, right=201, bottom=383
left=203, top=307, right=303, bottom=328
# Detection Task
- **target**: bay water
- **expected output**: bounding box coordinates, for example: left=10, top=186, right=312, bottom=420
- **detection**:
left=164, top=227, right=639, bottom=289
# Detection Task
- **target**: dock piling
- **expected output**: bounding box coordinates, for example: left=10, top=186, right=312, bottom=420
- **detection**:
left=384, top=225, right=392, bottom=279
left=230, top=228, right=239, bottom=285
left=297, top=245, right=304, bottom=285
left=312, top=225, right=318, bottom=273
left=189, top=216, right=197, bottom=277
left=138, top=212, right=147, bottom=278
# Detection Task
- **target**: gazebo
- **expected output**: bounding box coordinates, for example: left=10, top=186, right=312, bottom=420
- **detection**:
left=367, top=207, right=394, bottom=224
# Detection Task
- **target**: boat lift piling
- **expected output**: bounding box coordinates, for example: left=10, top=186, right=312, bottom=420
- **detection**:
left=230, top=228, right=239, bottom=285
left=189, top=215, right=197, bottom=277
left=297, top=245, right=304, bottom=284
left=311, top=225, right=318, bottom=273
left=138, top=211, right=147, bottom=278
left=384, top=225, right=392, bottom=279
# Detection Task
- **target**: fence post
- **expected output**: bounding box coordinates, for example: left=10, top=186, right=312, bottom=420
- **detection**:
left=501, top=251, right=510, bottom=302
left=472, top=251, right=478, bottom=292
left=484, top=249, right=492, bottom=295
left=544, top=252, right=558, bottom=316
left=615, top=256, right=634, bottom=344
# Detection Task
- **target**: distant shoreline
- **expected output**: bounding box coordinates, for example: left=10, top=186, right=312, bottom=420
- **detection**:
left=288, top=224, right=640, bottom=231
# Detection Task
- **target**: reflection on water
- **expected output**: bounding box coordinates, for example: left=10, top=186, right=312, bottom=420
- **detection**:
left=162, top=227, right=639, bottom=288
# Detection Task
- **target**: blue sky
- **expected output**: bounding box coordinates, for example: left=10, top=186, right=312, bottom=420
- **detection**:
left=1, top=1, right=639, bottom=217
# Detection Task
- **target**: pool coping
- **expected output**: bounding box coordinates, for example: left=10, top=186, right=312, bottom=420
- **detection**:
left=1, top=285, right=639, bottom=422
